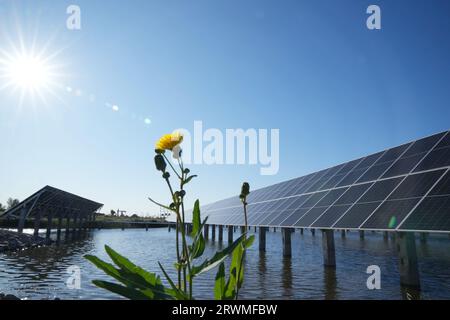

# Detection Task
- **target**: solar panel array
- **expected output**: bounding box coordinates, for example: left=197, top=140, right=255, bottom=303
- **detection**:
left=2, top=185, right=103, bottom=219
left=199, top=130, right=450, bottom=233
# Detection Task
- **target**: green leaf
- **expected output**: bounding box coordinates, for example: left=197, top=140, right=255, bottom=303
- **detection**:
left=158, top=262, right=189, bottom=300
left=92, top=280, right=151, bottom=300
left=224, top=235, right=255, bottom=299
left=214, top=263, right=226, bottom=300
left=190, top=200, right=201, bottom=237
left=191, top=233, right=247, bottom=277
left=84, top=255, right=124, bottom=283
left=188, top=200, right=208, bottom=261
left=243, top=235, right=255, bottom=249
left=104, top=245, right=162, bottom=287
left=85, top=248, right=173, bottom=300
left=190, top=233, right=206, bottom=260
left=183, top=175, right=198, bottom=186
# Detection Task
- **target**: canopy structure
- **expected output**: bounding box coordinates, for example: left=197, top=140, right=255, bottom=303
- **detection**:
left=1, top=186, right=103, bottom=233
left=199, top=130, right=450, bottom=233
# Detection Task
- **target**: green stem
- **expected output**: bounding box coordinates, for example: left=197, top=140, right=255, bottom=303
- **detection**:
left=164, top=177, right=182, bottom=290
left=235, top=199, right=248, bottom=300
left=178, top=159, right=193, bottom=299
left=162, top=153, right=182, bottom=180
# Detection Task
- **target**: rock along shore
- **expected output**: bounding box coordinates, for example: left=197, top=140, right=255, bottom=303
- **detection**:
left=0, top=229, right=48, bottom=253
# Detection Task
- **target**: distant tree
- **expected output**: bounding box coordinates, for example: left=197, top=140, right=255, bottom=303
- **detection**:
left=131, top=214, right=138, bottom=219
left=0, top=203, right=5, bottom=213
left=6, top=198, right=20, bottom=210
left=110, top=210, right=116, bottom=216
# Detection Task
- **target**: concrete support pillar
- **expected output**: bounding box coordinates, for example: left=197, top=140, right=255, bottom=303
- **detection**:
left=218, top=225, right=223, bottom=242
left=383, top=231, right=389, bottom=240
left=396, top=232, right=420, bottom=289
left=322, top=230, right=336, bottom=268
left=204, top=224, right=209, bottom=240
left=33, top=210, right=42, bottom=238
left=65, top=216, right=71, bottom=239
left=311, top=229, right=315, bottom=236
left=259, top=227, right=267, bottom=252
left=419, top=233, right=428, bottom=243
left=17, top=205, right=27, bottom=234
left=273, top=227, right=276, bottom=232
left=359, top=230, right=365, bottom=239
left=46, top=212, right=54, bottom=240
left=78, top=215, right=84, bottom=232
left=282, top=228, right=293, bottom=257
left=240, top=226, right=246, bottom=234
left=228, top=226, right=234, bottom=243
left=390, top=232, right=396, bottom=241
left=341, top=230, right=346, bottom=238
left=87, top=214, right=92, bottom=229
left=72, top=214, right=78, bottom=233
left=56, top=215, right=63, bottom=241
left=83, top=215, right=88, bottom=230
left=211, top=225, right=216, bottom=241
left=300, top=228, right=303, bottom=235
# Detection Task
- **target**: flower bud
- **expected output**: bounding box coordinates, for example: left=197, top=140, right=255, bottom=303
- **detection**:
left=240, top=182, right=250, bottom=198
left=154, top=154, right=167, bottom=172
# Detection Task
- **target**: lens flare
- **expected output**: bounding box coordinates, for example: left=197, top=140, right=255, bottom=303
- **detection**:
left=5, top=54, right=51, bottom=90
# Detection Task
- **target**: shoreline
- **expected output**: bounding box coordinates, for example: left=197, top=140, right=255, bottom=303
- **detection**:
left=0, top=229, right=48, bottom=253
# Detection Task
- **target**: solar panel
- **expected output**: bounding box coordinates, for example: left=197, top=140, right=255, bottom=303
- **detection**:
left=399, top=195, right=450, bottom=231
left=361, top=198, right=421, bottom=229
left=280, top=208, right=309, bottom=226
left=2, top=186, right=103, bottom=223
left=358, top=177, right=403, bottom=203
left=311, top=205, right=352, bottom=228
left=435, top=133, right=450, bottom=149
left=429, top=170, right=450, bottom=195
left=333, top=202, right=382, bottom=228
left=315, top=187, right=349, bottom=207
left=199, top=130, right=450, bottom=233
left=388, top=170, right=445, bottom=200
left=294, top=207, right=328, bottom=227
left=414, top=146, right=450, bottom=172
left=334, top=183, right=373, bottom=205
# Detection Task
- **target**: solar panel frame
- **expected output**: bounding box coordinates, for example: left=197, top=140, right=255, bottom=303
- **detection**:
left=200, top=130, right=450, bottom=232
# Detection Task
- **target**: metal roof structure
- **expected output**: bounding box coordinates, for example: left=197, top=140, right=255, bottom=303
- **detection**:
left=199, top=130, right=450, bottom=233
left=1, top=185, right=103, bottom=221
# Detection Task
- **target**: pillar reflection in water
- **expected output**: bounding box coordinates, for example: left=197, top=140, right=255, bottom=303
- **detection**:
left=401, top=286, right=421, bottom=300
left=258, top=251, right=267, bottom=295
left=323, top=267, right=337, bottom=300
left=281, top=256, right=293, bottom=298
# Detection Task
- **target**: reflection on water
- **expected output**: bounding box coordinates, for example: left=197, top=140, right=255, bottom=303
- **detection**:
left=0, top=228, right=450, bottom=300
left=324, top=268, right=337, bottom=300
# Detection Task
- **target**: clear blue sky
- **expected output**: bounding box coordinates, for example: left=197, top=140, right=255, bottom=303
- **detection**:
left=1, top=0, right=450, bottom=216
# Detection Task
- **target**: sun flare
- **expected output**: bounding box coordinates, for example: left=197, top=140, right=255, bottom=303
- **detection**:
left=5, top=54, right=51, bottom=90
left=0, top=42, right=64, bottom=106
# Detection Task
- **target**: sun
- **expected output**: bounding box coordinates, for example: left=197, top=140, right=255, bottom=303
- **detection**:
left=5, top=53, right=51, bottom=90
left=0, top=42, right=64, bottom=106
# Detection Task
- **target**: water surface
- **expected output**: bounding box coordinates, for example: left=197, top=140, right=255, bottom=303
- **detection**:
left=0, top=228, right=449, bottom=299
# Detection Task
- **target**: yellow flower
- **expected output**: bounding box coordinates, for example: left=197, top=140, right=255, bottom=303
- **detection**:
left=155, top=132, right=184, bottom=151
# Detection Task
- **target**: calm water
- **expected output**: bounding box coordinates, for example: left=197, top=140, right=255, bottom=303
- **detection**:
left=1, top=228, right=450, bottom=300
